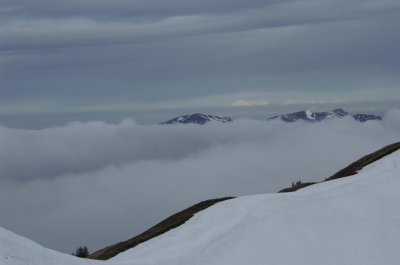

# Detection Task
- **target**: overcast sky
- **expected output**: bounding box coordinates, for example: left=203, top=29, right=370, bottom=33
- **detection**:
left=1, top=0, right=399, bottom=125
left=1, top=0, right=400, bottom=257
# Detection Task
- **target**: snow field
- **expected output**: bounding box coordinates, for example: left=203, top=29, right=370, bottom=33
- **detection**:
left=111, top=150, right=400, bottom=265
left=1, top=150, right=400, bottom=265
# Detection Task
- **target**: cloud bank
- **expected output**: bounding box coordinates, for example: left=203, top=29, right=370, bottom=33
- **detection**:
left=0, top=109, right=400, bottom=254
left=1, top=0, right=399, bottom=113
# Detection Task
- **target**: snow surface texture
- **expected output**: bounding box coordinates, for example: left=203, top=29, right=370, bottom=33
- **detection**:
left=1, top=150, right=400, bottom=265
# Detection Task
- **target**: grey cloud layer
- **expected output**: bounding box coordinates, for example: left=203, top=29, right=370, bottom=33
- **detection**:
left=1, top=0, right=399, bottom=111
left=3, top=1, right=399, bottom=52
left=1, top=0, right=399, bottom=253
left=0, top=109, right=400, bottom=254
left=1, top=110, right=398, bottom=182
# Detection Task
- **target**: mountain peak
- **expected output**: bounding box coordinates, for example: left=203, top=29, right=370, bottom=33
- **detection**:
left=160, top=113, right=234, bottom=125
left=269, top=108, right=381, bottom=122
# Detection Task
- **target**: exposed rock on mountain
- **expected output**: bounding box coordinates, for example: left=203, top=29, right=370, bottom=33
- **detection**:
left=89, top=142, right=400, bottom=260
left=160, top=113, right=234, bottom=125
left=107, top=144, right=400, bottom=264
left=353, top=113, right=382, bottom=122
left=88, top=197, right=234, bottom=260
left=269, top=108, right=381, bottom=122
left=279, top=141, right=400, bottom=192
left=324, top=141, right=400, bottom=181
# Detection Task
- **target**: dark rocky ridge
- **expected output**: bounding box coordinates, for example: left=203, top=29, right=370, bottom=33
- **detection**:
left=88, top=197, right=234, bottom=260
left=279, top=142, right=400, bottom=192
left=324, top=142, right=400, bottom=181
left=89, top=142, right=400, bottom=260
left=278, top=182, right=317, bottom=193
left=353, top=114, right=382, bottom=122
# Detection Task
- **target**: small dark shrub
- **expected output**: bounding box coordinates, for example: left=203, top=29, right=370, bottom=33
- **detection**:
left=291, top=180, right=302, bottom=187
left=72, top=246, right=89, bottom=258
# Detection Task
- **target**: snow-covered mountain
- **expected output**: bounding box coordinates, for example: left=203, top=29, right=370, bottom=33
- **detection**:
left=160, top=113, right=234, bottom=125
left=269, top=108, right=381, bottom=122
left=1, top=143, right=400, bottom=265
left=160, top=109, right=381, bottom=125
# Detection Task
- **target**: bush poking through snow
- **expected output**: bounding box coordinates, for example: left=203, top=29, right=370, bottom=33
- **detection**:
left=72, top=246, right=89, bottom=258
left=279, top=181, right=316, bottom=193
left=292, top=180, right=302, bottom=187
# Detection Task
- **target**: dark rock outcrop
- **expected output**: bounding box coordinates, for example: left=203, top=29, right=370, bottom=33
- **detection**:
left=88, top=197, right=235, bottom=260
left=324, top=142, right=400, bottom=181
left=279, top=142, right=400, bottom=193
left=278, top=182, right=317, bottom=193
left=90, top=142, right=400, bottom=259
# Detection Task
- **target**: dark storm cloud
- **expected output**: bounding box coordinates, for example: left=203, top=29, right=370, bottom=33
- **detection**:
left=1, top=0, right=399, bottom=111
left=0, top=109, right=400, bottom=254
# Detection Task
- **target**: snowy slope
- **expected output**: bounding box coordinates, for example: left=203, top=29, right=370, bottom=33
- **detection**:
left=111, top=149, right=400, bottom=265
left=1, top=149, right=400, bottom=265
left=0, top=227, right=98, bottom=265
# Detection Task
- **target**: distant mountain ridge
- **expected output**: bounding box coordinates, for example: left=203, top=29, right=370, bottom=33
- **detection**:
left=160, top=113, right=234, bottom=125
left=160, top=109, right=381, bottom=125
left=269, top=108, right=381, bottom=122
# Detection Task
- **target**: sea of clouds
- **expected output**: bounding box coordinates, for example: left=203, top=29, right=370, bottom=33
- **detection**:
left=0, top=108, right=399, bottom=254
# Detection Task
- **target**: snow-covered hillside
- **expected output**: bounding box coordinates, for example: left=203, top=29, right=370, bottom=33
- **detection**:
left=0, top=227, right=98, bottom=265
left=1, top=148, right=400, bottom=265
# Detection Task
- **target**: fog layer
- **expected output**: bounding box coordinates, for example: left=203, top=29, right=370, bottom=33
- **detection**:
left=0, top=109, right=399, bottom=254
